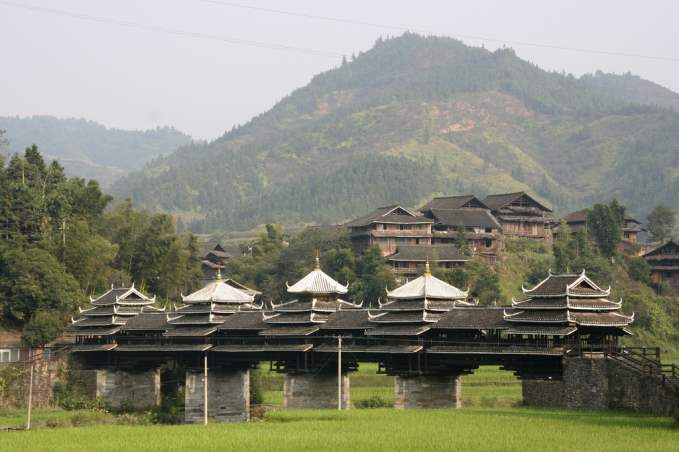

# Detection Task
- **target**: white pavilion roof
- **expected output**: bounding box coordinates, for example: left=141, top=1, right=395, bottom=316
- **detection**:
left=182, top=279, right=254, bottom=304
left=386, top=272, right=468, bottom=301
left=286, top=257, right=348, bottom=295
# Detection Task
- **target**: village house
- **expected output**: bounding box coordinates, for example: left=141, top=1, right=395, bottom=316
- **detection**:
left=200, top=242, right=231, bottom=281
left=643, top=239, right=679, bottom=289
left=385, top=245, right=468, bottom=283
left=420, top=203, right=502, bottom=264
left=555, top=209, right=643, bottom=252
left=482, top=191, right=553, bottom=241
left=345, top=205, right=433, bottom=256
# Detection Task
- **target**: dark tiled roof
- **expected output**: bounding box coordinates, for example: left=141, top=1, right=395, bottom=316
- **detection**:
left=315, top=344, right=423, bottom=354
left=263, top=312, right=329, bottom=324
left=420, top=195, right=489, bottom=211
left=506, top=326, right=577, bottom=336
left=526, top=274, right=580, bottom=296
left=364, top=325, right=431, bottom=336
left=345, top=205, right=429, bottom=228
left=386, top=245, right=467, bottom=262
left=121, top=313, right=168, bottom=331
left=369, top=311, right=440, bottom=323
left=217, top=311, right=267, bottom=330
left=482, top=192, right=552, bottom=212
left=116, top=344, right=212, bottom=352
left=258, top=326, right=320, bottom=336
left=429, top=208, right=501, bottom=229
left=71, top=344, right=118, bottom=352
left=73, top=326, right=121, bottom=336
left=320, top=310, right=372, bottom=330
left=513, top=298, right=568, bottom=309
left=163, top=326, right=217, bottom=337
left=561, top=209, right=640, bottom=226
left=506, top=310, right=569, bottom=323
left=643, top=239, right=679, bottom=258
left=435, top=307, right=511, bottom=329
left=572, top=312, right=633, bottom=326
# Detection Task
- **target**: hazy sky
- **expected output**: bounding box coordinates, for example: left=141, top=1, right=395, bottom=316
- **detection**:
left=2, top=0, right=678, bottom=139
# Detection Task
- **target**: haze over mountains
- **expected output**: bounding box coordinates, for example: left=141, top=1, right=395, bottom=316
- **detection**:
left=0, top=116, right=192, bottom=187
left=107, top=34, right=678, bottom=232
left=3, top=34, right=678, bottom=231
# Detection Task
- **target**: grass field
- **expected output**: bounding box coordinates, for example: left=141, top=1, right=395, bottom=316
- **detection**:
left=2, top=365, right=678, bottom=451
left=3, top=408, right=678, bottom=451
left=260, top=364, right=522, bottom=408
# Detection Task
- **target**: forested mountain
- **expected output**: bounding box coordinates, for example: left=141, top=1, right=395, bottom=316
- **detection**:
left=112, top=33, right=679, bottom=232
left=0, top=116, right=192, bottom=187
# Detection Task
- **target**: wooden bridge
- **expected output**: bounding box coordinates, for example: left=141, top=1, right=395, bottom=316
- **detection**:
left=70, top=267, right=678, bottom=422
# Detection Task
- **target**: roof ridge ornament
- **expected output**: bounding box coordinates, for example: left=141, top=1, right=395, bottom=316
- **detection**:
left=215, top=261, right=223, bottom=281
left=424, top=255, right=431, bottom=276
left=315, top=249, right=321, bottom=270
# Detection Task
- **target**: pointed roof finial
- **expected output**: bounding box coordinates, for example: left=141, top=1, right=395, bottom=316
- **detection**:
left=424, top=255, right=431, bottom=276
left=315, top=249, right=321, bottom=270
left=215, top=260, right=223, bottom=281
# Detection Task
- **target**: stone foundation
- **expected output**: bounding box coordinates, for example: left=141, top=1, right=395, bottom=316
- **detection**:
left=283, top=372, right=350, bottom=409
left=521, top=379, right=564, bottom=407
left=185, top=368, right=250, bottom=423
left=90, top=368, right=161, bottom=409
left=522, top=356, right=679, bottom=416
left=394, top=375, right=462, bottom=409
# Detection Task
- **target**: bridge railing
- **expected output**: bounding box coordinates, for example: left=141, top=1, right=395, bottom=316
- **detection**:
left=606, top=346, right=679, bottom=397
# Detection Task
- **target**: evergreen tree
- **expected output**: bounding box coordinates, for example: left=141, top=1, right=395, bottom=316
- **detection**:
left=646, top=205, right=675, bottom=243
left=587, top=201, right=625, bottom=257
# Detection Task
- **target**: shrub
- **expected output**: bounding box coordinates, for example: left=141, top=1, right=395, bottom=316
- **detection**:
left=250, top=369, right=264, bottom=406
left=354, top=395, right=393, bottom=409
left=626, top=256, right=651, bottom=285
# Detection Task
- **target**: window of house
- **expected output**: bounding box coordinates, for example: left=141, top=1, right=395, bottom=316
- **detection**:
left=485, top=227, right=492, bottom=233
left=484, top=238, right=492, bottom=248
left=0, top=349, right=11, bottom=363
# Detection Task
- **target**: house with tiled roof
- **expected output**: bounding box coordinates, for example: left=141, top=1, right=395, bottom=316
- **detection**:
left=345, top=205, right=433, bottom=256
left=482, top=191, right=553, bottom=241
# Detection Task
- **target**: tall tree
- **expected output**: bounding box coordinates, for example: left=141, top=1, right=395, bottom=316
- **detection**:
left=587, top=201, right=625, bottom=257
left=454, top=224, right=470, bottom=256
left=646, top=205, right=675, bottom=243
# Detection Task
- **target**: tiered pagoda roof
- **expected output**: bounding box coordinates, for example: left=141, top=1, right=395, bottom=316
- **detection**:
left=166, top=268, right=261, bottom=336
left=262, top=255, right=361, bottom=336
left=504, top=270, right=633, bottom=336
left=72, top=284, right=162, bottom=336
left=367, top=261, right=472, bottom=336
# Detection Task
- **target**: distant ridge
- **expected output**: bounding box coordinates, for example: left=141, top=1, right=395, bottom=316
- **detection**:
left=0, top=115, right=192, bottom=187
left=111, top=33, right=679, bottom=232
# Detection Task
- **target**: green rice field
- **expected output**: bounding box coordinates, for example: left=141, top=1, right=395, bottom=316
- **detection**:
left=2, top=365, right=678, bottom=451
left=3, top=408, right=678, bottom=451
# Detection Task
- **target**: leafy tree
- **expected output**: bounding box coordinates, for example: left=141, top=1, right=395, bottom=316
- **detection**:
left=587, top=201, right=625, bottom=257
left=646, top=205, right=675, bottom=243
left=0, top=246, right=82, bottom=329
left=626, top=256, right=651, bottom=285
left=454, top=224, right=470, bottom=256
left=553, top=220, right=576, bottom=272
left=21, top=310, right=65, bottom=347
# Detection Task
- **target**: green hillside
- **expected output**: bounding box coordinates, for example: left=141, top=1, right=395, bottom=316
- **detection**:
left=112, top=33, right=679, bottom=232
left=0, top=116, right=192, bottom=187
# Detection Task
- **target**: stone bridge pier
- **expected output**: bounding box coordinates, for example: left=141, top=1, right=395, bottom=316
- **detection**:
left=522, top=356, right=679, bottom=416
left=184, top=367, right=250, bottom=423
left=76, top=367, right=161, bottom=410
left=283, top=372, right=351, bottom=409
left=394, top=374, right=462, bottom=409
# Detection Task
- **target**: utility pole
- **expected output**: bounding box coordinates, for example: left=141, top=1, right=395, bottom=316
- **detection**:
left=337, top=335, right=342, bottom=410
left=26, top=349, right=34, bottom=430
left=203, top=352, right=208, bottom=425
